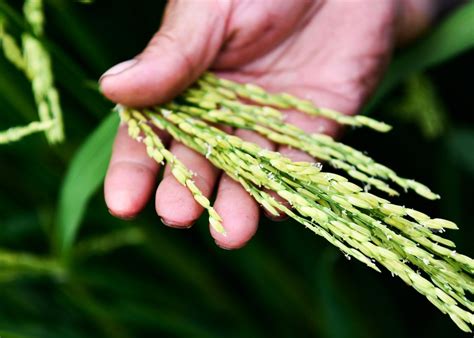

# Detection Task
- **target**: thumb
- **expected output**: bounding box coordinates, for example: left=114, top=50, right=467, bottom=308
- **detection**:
left=100, top=1, right=231, bottom=107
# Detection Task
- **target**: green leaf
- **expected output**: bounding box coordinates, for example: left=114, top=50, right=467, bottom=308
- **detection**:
left=446, top=128, right=474, bottom=174
left=55, top=112, right=118, bottom=260
left=0, top=331, right=32, bottom=338
left=392, top=74, right=447, bottom=139
left=45, top=0, right=111, bottom=72
left=366, top=2, right=474, bottom=111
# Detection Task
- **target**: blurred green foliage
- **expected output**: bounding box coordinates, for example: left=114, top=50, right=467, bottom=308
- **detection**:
left=390, top=74, right=447, bottom=139
left=0, top=1, right=473, bottom=337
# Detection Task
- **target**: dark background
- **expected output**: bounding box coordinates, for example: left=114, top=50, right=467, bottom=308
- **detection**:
left=0, top=1, right=473, bottom=337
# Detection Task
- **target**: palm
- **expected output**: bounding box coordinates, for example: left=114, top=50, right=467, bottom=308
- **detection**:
left=100, top=0, right=423, bottom=249
left=219, top=1, right=396, bottom=116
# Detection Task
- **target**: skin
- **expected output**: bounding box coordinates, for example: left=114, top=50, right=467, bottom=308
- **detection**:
left=100, top=0, right=447, bottom=249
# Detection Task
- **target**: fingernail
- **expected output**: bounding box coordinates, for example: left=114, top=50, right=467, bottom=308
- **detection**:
left=263, top=209, right=288, bottom=222
left=108, top=209, right=136, bottom=221
left=160, top=218, right=195, bottom=229
left=265, top=213, right=288, bottom=222
left=215, top=241, right=234, bottom=250
left=100, top=59, right=138, bottom=81
left=215, top=240, right=247, bottom=250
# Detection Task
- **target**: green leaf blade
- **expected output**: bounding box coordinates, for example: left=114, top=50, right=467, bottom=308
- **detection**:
left=55, top=112, right=118, bottom=260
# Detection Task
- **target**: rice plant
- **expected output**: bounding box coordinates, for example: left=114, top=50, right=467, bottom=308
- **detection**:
left=0, top=0, right=63, bottom=144
left=119, top=72, right=474, bottom=332
left=0, top=1, right=473, bottom=337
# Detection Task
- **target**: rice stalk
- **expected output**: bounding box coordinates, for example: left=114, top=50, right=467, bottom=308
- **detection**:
left=0, top=0, right=64, bottom=145
left=118, top=73, right=474, bottom=332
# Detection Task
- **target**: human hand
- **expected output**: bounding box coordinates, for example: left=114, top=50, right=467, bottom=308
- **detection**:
left=100, top=0, right=443, bottom=249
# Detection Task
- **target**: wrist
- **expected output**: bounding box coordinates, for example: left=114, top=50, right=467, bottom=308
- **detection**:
left=396, top=0, right=466, bottom=45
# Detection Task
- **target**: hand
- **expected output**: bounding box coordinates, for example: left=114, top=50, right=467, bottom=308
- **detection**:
left=100, top=0, right=441, bottom=249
